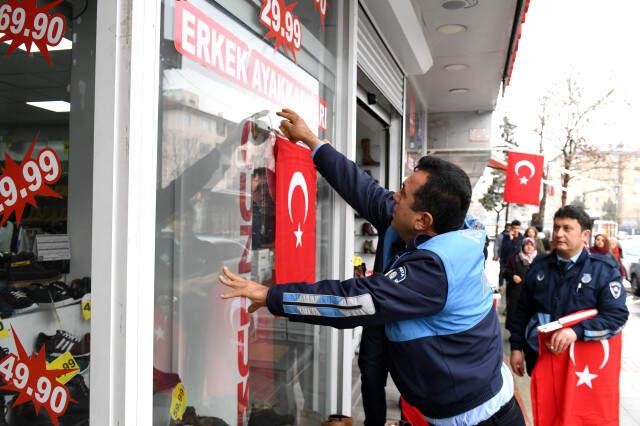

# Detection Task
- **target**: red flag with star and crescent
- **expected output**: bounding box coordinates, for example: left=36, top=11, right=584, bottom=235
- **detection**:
left=531, top=311, right=622, bottom=426
left=274, top=135, right=316, bottom=283
left=503, top=151, right=544, bottom=206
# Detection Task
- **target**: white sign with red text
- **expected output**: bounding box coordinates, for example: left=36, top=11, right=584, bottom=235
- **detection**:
left=173, top=0, right=325, bottom=133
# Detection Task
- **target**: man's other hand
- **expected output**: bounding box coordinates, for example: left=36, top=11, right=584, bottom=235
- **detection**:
left=546, top=328, right=577, bottom=354
left=510, top=350, right=525, bottom=377
left=492, top=256, right=499, bottom=261
left=219, top=266, right=269, bottom=313
left=277, top=108, right=320, bottom=150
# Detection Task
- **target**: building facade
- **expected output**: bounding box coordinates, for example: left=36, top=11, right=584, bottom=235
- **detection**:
left=0, top=0, right=525, bottom=424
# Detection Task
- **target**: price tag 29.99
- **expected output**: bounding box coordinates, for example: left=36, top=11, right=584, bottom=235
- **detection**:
left=260, top=0, right=302, bottom=60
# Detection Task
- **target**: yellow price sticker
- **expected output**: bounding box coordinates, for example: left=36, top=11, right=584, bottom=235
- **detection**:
left=46, top=351, right=80, bottom=384
left=81, top=293, right=91, bottom=321
left=0, top=318, right=8, bottom=339
left=170, top=383, right=188, bottom=421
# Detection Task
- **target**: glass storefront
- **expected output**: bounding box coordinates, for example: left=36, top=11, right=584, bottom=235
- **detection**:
left=0, top=0, right=95, bottom=424
left=403, top=79, right=427, bottom=179
left=153, top=1, right=349, bottom=424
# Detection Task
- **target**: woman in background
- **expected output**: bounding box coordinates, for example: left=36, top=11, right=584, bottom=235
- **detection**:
left=524, top=226, right=546, bottom=255
left=504, top=238, right=537, bottom=332
left=609, top=237, right=627, bottom=280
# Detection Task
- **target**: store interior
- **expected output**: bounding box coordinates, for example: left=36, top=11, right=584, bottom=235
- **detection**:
left=0, top=0, right=94, bottom=424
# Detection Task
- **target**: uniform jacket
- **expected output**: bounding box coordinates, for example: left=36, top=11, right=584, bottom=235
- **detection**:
left=266, top=144, right=504, bottom=419
left=509, top=248, right=629, bottom=353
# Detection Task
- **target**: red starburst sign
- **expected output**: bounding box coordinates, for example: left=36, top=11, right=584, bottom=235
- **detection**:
left=0, top=327, right=77, bottom=426
left=313, top=0, right=327, bottom=28
left=259, top=0, right=302, bottom=61
left=0, top=134, right=63, bottom=227
left=0, top=0, right=67, bottom=64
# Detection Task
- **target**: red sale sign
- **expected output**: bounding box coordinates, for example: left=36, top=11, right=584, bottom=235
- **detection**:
left=0, top=327, right=76, bottom=426
left=0, top=0, right=67, bottom=64
left=313, top=0, right=328, bottom=28
left=0, top=134, right=63, bottom=226
left=259, top=0, right=302, bottom=61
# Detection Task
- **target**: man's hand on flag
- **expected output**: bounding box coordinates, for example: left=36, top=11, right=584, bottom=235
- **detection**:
left=277, top=108, right=321, bottom=150
left=219, top=266, right=268, bottom=313
left=546, top=328, right=577, bottom=354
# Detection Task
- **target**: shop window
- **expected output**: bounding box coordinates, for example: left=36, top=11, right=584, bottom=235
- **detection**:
left=154, top=1, right=346, bottom=424
left=0, top=1, right=95, bottom=424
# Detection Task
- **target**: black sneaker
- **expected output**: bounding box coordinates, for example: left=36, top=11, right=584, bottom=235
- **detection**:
left=0, top=295, right=13, bottom=319
left=60, top=375, right=89, bottom=425
left=35, top=330, right=90, bottom=358
left=248, top=406, right=294, bottom=426
left=25, top=282, right=75, bottom=308
left=69, top=277, right=91, bottom=300
left=0, top=288, right=38, bottom=314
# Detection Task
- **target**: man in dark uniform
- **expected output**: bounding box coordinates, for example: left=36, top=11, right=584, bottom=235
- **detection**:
left=219, top=109, right=525, bottom=425
left=510, top=205, right=629, bottom=376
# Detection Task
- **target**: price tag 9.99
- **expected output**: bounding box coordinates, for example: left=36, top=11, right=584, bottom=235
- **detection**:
left=46, top=351, right=80, bottom=385
left=0, top=139, right=62, bottom=227
left=170, top=383, right=188, bottom=421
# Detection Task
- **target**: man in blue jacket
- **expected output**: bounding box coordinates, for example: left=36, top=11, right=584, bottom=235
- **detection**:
left=220, top=109, right=525, bottom=425
left=509, top=205, right=629, bottom=376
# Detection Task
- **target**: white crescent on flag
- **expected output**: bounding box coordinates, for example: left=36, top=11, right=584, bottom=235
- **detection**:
left=287, top=171, right=309, bottom=223
left=514, top=160, right=536, bottom=178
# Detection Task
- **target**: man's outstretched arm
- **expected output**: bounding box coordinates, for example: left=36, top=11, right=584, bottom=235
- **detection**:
left=219, top=251, right=448, bottom=329
left=277, top=108, right=395, bottom=231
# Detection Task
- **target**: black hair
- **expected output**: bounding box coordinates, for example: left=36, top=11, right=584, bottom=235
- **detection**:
left=553, top=205, right=593, bottom=231
left=413, top=156, right=471, bottom=234
left=511, top=220, right=521, bottom=227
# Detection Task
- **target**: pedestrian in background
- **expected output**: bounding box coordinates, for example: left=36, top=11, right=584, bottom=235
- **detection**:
left=493, top=223, right=512, bottom=261
left=504, top=237, right=537, bottom=332
left=499, top=220, right=524, bottom=287
left=609, top=237, right=627, bottom=280
left=525, top=226, right=546, bottom=255
left=589, top=234, right=611, bottom=256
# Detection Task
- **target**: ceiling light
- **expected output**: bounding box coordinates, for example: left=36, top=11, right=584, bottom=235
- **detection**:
left=448, top=88, right=470, bottom=94
left=26, top=101, right=71, bottom=112
left=1, top=35, right=72, bottom=52
left=444, top=64, right=469, bottom=71
left=442, top=0, right=479, bottom=10
left=437, top=24, right=467, bottom=34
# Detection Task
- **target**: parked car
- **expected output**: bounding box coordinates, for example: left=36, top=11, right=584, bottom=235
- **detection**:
left=623, top=237, right=640, bottom=296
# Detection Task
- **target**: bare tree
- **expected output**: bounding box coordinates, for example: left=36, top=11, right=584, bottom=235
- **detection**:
left=534, top=95, right=550, bottom=228
left=556, top=78, right=614, bottom=206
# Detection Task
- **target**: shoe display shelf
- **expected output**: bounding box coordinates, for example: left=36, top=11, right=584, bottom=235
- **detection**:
left=0, top=301, right=90, bottom=384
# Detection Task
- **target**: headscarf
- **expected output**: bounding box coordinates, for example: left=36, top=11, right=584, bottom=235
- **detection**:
left=518, top=237, right=537, bottom=266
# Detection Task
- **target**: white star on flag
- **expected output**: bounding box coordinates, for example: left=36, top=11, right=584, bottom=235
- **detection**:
left=575, top=366, right=598, bottom=388
left=154, top=327, right=166, bottom=341
left=294, top=223, right=303, bottom=247
left=520, top=176, right=529, bottom=184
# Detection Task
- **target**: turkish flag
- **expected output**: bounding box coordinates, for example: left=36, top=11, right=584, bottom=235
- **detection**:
left=531, top=317, right=622, bottom=425
left=274, top=135, right=316, bottom=283
left=503, top=151, right=544, bottom=206
left=400, top=397, right=429, bottom=426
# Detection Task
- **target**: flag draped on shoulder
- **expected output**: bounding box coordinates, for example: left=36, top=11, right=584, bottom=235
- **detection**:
left=274, top=134, right=317, bottom=283
left=531, top=310, right=622, bottom=426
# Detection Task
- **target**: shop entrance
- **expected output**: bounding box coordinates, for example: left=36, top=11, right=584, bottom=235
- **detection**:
left=0, top=1, right=96, bottom=424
